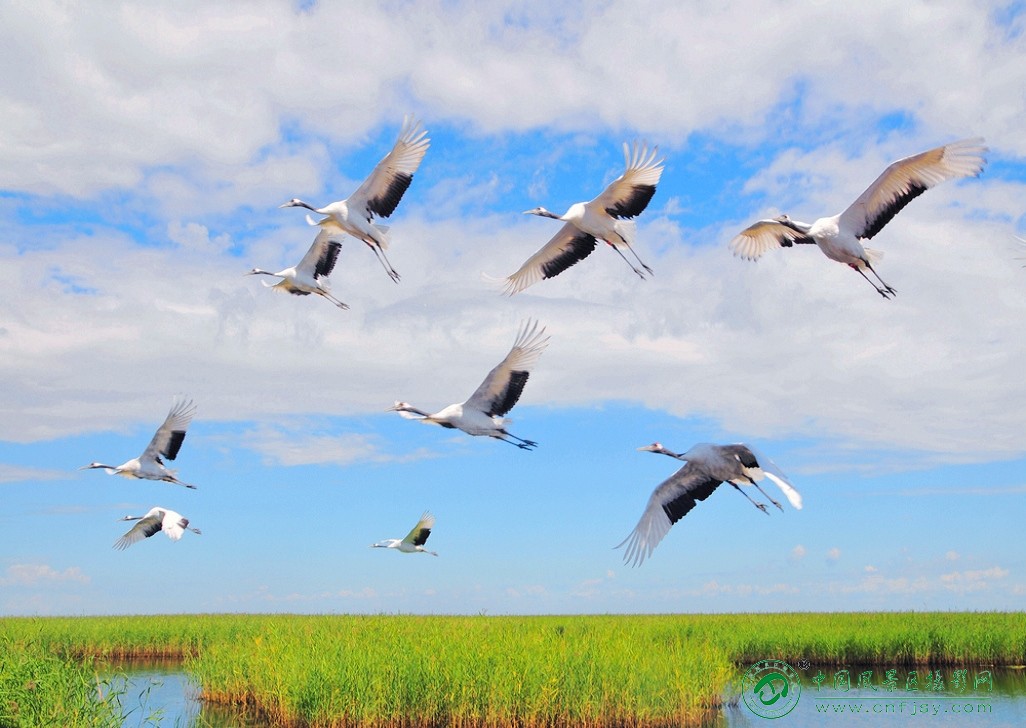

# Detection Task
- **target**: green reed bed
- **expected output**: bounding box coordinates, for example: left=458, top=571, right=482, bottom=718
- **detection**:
left=0, top=612, right=1023, bottom=727
left=189, top=615, right=734, bottom=727
left=685, top=612, right=1026, bottom=666
left=0, top=615, right=211, bottom=661
left=0, top=636, right=121, bottom=728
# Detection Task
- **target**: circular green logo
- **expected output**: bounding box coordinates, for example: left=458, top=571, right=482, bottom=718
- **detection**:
left=742, top=659, right=801, bottom=719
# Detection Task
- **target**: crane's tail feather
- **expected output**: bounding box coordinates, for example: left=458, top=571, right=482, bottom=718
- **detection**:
left=612, top=219, right=637, bottom=247
left=764, top=472, right=803, bottom=510
left=863, top=246, right=884, bottom=265
left=373, top=224, right=391, bottom=250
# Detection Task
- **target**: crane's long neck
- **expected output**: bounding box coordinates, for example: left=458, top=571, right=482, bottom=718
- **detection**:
left=293, top=199, right=322, bottom=213
left=533, top=208, right=562, bottom=220
left=650, top=447, right=684, bottom=460
left=400, top=404, right=433, bottom=418
left=248, top=269, right=279, bottom=277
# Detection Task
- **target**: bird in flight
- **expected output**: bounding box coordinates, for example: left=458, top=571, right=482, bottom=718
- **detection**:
left=504, top=141, right=664, bottom=294
left=389, top=320, right=549, bottom=449
left=81, top=399, right=198, bottom=489
left=113, top=507, right=201, bottom=550
left=280, top=115, right=430, bottom=283
left=247, top=227, right=348, bottom=309
left=729, top=138, right=987, bottom=298
left=618, top=442, right=801, bottom=566
left=371, top=512, right=438, bottom=556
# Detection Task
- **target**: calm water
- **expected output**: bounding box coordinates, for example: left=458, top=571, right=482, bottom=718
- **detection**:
left=110, top=661, right=1026, bottom=727
left=106, top=659, right=261, bottom=728
left=723, top=664, right=1026, bottom=728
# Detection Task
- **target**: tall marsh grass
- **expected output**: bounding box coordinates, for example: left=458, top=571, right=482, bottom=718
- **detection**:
left=0, top=635, right=121, bottom=728
left=1, top=612, right=1023, bottom=727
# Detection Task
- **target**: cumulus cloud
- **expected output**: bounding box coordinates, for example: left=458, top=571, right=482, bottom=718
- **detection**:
left=239, top=424, right=436, bottom=467
left=0, top=0, right=1023, bottom=475
left=0, top=463, right=67, bottom=483
left=1, top=0, right=1024, bottom=200
left=0, top=563, right=90, bottom=586
left=939, top=566, right=1009, bottom=593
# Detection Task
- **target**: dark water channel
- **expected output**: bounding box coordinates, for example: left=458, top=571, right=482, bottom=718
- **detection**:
left=110, top=661, right=1026, bottom=727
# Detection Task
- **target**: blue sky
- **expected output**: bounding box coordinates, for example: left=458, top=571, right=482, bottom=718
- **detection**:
left=1, top=0, right=1025, bottom=615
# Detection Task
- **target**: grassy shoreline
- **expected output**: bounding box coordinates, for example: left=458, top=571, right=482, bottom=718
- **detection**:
left=2, top=612, right=1024, bottom=727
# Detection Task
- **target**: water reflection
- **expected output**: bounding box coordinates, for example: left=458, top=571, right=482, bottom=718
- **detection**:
left=107, top=659, right=262, bottom=728
left=723, top=665, right=1026, bottom=727
left=108, top=660, right=1025, bottom=727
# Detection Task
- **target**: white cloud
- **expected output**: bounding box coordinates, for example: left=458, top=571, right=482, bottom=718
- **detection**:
left=0, top=1, right=1023, bottom=476
left=0, top=563, right=90, bottom=586
left=791, top=544, right=807, bottom=560
left=826, top=547, right=842, bottom=562
left=0, top=463, right=67, bottom=483
left=694, top=580, right=800, bottom=597
left=239, top=424, right=435, bottom=467
left=939, top=566, right=1009, bottom=593
left=1, top=1, right=1024, bottom=200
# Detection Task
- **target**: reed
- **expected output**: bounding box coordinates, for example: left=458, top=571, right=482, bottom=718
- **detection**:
left=1, top=612, right=1022, bottom=727
left=0, top=634, right=121, bottom=728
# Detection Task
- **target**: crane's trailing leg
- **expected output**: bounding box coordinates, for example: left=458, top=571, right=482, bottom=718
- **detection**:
left=315, top=290, right=349, bottom=310
left=611, top=229, right=654, bottom=277
left=605, top=242, right=650, bottom=280
left=163, top=474, right=197, bottom=490
left=498, top=430, right=538, bottom=450
left=625, top=242, right=654, bottom=276
left=753, top=484, right=783, bottom=511
left=365, top=242, right=401, bottom=283
left=853, top=265, right=893, bottom=299
left=729, top=483, right=769, bottom=514
left=865, top=263, right=896, bottom=298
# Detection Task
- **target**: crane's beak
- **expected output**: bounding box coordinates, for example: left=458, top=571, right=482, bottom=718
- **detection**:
left=636, top=443, right=662, bottom=452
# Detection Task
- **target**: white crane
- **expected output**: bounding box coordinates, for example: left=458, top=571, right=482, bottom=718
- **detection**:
left=247, top=227, right=348, bottom=309
left=504, top=141, right=664, bottom=294
left=617, top=443, right=802, bottom=567
left=113, top=507, right=201, bottom=550
left=370, top=511, right=438, bottom=556
left=280, top=115, right=430, bottom=283
left=81, top=399, right=198, bottom=489
left=389, top=320, right=549, bottom=449
left=729, top=138, right=987, bottom=298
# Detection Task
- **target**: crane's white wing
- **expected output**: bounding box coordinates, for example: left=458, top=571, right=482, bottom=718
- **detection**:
left=592, top=141, right=664, bottom=219
left=113, top=508, right=165, bottom=550
left=616, top=463, right=722, bottom=567
left=741, top=443, right=803, bottom=509
left=349, top=115, right=430, bottom=221
left=503, top=223, right=597, bottom=294
left=839, top=138, right=987, bottom=240
left=402, top=511, right=435, bottom=546
left=729, top=217, right=817, bottom=260
left=295, top=228, right=343, bottom=281
left=141, top=399, right=196, bottom=463
left=465, top=320, right=550, bottom=417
